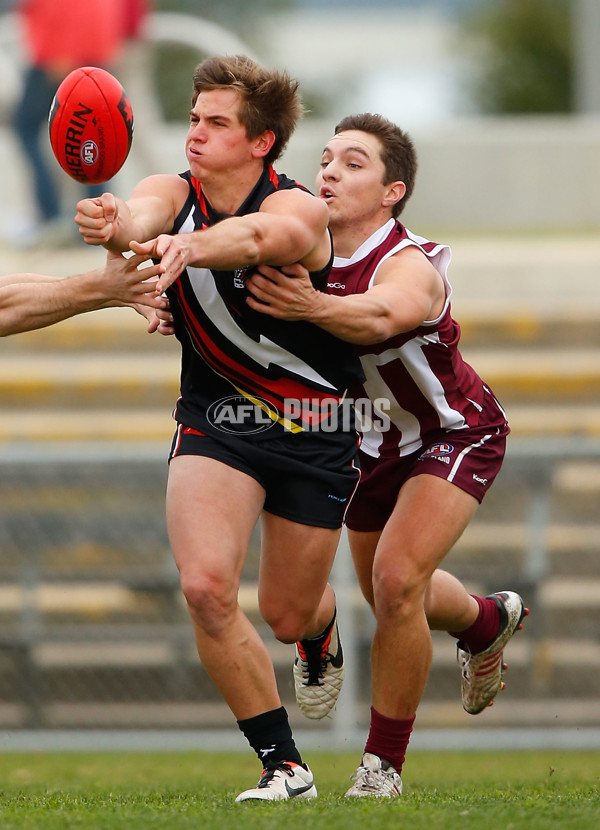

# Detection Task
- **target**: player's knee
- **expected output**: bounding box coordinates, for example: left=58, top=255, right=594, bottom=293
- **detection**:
left=372, top=562, right=427, bottom=620
left=179, top=570, right=237, bottom=633
left=260, top=600, right=306, bottom=644
left=271, top=619, right=306, bottom=644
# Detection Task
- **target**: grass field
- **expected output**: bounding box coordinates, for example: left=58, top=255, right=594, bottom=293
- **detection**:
left=0, top=749, right=598, bottom=829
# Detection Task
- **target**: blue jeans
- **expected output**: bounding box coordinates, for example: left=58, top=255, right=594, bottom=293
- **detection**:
left=13, top=66, right=105, bottom=222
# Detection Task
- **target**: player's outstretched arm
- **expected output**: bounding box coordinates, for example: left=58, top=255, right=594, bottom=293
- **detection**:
left=0, top=274, right=87, bottom=335
left=247, top=246, right=445, bottom=345
left=75, top=174, right=188, bottom=253
left=131, top=188, right=330, bottom=294
left=0, top=253, right=166, bottom=337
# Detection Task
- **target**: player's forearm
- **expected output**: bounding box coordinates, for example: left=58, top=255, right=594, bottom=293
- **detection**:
left=307, top=292, right=398, bottom=345
left=0, top=273, right=61, bottom=288
left=0, top=271, right=109, bottom=336
left=104, top=200, right=146, bottom=252
left=103, top=195, right=168, bottom=253
left=185, top=214, right=314, bottom=271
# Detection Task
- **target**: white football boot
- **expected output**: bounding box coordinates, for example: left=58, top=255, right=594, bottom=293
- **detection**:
left=235, top=761, right=317, bottom=802
left=345, top=753, right=403, bottom=798
left=294, top=614, right=344, bottom=719
left=458, top=590, right=529, bottom=714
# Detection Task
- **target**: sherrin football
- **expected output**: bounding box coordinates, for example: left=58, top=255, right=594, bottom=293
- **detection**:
left=48, top=66, right=134, bottom=185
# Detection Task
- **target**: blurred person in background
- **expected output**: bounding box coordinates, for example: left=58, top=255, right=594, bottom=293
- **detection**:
left=11, top=0, right=148, bottom=247
left=247, top=112, right=528, bottom=798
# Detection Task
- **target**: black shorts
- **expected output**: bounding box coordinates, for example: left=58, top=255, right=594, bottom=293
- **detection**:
left=169, top=424, right=361, bottom=529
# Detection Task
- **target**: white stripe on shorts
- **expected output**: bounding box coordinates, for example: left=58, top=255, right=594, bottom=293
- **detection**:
left=447, top=431, right=495, bottom=483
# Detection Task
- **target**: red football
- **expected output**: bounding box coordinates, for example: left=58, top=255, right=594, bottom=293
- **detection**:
left=48, top=66, right=134, bottom=185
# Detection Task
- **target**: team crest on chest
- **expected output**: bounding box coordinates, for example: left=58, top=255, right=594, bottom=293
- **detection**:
left=234, top=267, right=249, bottom=289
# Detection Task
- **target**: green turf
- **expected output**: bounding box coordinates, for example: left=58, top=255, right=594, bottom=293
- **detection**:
left=0, top=750, right=598, bottom=829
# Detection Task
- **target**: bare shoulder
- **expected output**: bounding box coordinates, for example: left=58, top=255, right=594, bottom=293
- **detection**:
left=260, top=188, right=330, bottom=270
left=261, top=187, right=328, bottom=223
left=131, top=173, right=189, bottom=200
left=376, top=244, right=441, bottom=285
left=128, top=174, right=191, bottom=232
left=374, top=243, right=446, bottom=316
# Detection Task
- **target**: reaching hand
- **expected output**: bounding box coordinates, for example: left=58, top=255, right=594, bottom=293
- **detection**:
left=134, top=305, right=175, bottom=335
left=130, top=234, right=191, bottom=294
left=103, top=249, right=166, bottom=308
left=153, top=306, right=176, bottom=336
left=246, top=263, right=320, bottom=320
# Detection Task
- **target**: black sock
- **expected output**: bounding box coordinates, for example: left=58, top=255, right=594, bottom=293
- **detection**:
left=237, top=706, right=302, bottom=767
left=302, top=609, right=336, bottom=645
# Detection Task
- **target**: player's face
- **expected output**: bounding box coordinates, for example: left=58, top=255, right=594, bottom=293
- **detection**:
left=316, top=130, right=391, bottom=229
left=185, top=88, right=254, bottom=177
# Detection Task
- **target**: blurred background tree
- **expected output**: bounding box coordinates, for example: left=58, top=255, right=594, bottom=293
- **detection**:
left=463, top=0, right=573, bottom=113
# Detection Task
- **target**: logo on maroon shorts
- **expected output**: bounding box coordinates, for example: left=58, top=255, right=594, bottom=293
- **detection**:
left=418, top=443, right=454, bottom=460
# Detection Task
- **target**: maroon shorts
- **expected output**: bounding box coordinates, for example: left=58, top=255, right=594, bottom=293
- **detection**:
left=345, top=418, right=509, bottom=533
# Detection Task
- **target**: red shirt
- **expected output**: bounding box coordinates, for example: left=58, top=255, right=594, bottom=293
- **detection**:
left=19, top=0, right=130, bottom=71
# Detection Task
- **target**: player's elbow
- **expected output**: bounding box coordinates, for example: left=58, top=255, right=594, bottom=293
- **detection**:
left=241, top=234, right=264, bottom=267
left=244, top=215, right=314, bottom=267
left=371, top=319, right=395, bottom=343
left=358, top=315, right=398, bottom=345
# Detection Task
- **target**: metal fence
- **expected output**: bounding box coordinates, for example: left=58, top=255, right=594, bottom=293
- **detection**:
left=1, top=438, right=599, bottom=741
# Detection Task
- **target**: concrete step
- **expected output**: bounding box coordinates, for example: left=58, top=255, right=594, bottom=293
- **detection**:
left=549, top=462, right=600, bottom=522
left=554, top=460, right=600, bottom=492
left=1, top=697, right=599, bottom=731
left=414, top=698, right=600, bottom=730
left=449, top=524, right=600, bottom=583
left=423, top=637, right=600, bottom=702
left=462, top=348, right=600, bottom=403
left=457, top=302, right=600, bottom=348
left=1, top=348, right=598, bottom=410
left=0, top=354, right=180, bottom=407
left=0, top=408, right=175, bottom=443
left=454, top=522, right=600, bottom=556
left=0, top=573, right=597, bottom=636
left=4, top=303, right=600, bottom=353
left=2, top=696, right=598, bottom=731
left=0, top=307, right=180, bottom=355
left=1, top=404, right=600, bottom=445
left=506, top=405, right=600, bottom=437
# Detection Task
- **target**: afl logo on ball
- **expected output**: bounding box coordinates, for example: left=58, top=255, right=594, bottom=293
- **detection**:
left=81, top=140, right=99, bottom=166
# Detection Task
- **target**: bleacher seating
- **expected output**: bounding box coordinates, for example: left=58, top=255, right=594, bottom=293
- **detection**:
left=0, top=240, right=599, bottom=733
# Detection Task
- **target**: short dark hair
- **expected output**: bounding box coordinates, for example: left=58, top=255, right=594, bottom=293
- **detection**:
left=334, top=113, right=418, bottom=217
left=192, top=55, right=304, bottom=166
